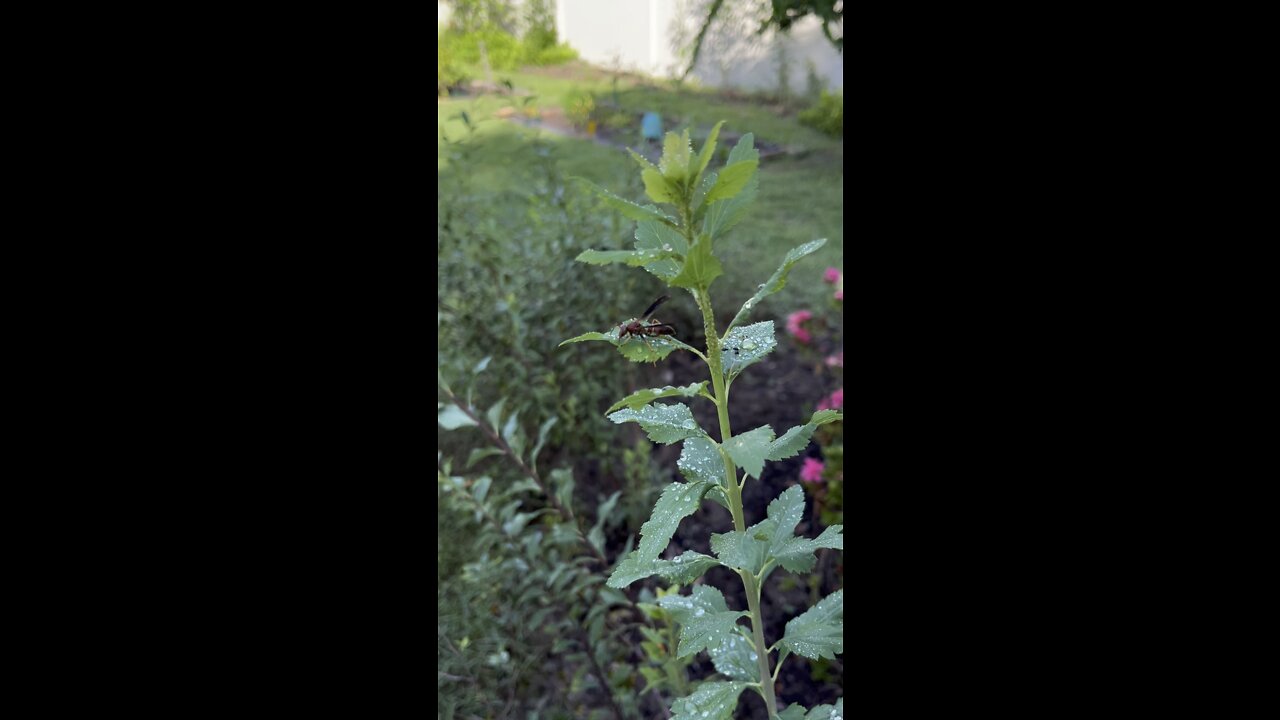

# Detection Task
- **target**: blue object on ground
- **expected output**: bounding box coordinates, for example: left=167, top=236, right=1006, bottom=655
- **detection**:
left=641, top=112, right=662, bottom=140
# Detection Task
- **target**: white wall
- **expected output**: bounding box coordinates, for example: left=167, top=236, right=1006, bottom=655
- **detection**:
left=556, top=0, right=842, bottom=92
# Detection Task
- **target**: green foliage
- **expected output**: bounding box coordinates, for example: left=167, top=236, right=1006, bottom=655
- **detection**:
left=441, top=27, right=524, bottom=70
left=779, top=589, right=844, bottom=660
left=562, top=123, right=843, bottom=717
left=799, top=91, right=844, bottom=138
left=524, top=41, right=578, bottom=66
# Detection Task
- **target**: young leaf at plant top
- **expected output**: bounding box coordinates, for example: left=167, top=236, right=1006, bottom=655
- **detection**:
left=575, top=177, right=676, bottom=225
left=701, top=134, right=760, bottom=239
left=726, top=238, right=829, bottom=332
left=779, top=589, right=844, bottom=661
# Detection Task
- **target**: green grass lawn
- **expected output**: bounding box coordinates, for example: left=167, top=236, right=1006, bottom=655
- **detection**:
left=439, top=62, right=844, bottom=319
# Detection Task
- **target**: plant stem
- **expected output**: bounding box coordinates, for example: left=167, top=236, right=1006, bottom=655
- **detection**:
left=694, top=286, right=779, bottom=718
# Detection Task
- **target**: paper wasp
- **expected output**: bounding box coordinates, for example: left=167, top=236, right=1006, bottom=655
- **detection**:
left=618, top=295, right=677, bottom=347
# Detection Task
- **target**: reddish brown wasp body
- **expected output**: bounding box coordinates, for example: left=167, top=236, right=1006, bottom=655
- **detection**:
left=618, top=295, right=677, bottom=346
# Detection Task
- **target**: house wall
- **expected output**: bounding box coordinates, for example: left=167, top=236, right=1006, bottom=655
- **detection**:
left=556, top=0, right=842, bottom=92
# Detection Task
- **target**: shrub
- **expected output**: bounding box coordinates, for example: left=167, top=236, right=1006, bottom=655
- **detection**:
left=441, top=27, right=523, bottom=71
left=799, top=91, right=843, bottom=138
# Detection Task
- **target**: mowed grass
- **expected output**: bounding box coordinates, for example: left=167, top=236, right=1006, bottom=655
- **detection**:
left=439, top=61, right=843, bottom=319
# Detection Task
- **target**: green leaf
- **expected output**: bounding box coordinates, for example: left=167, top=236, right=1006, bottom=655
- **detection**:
left=472, top=476, right=492, bottom=503
left=704, top=159, right=758, bottom=203
left=721, top=321, right=776, bottom=376
left=677, top=436, right=723, bottom=486
left=550, top=468, right=575, bottom=513
left=486, top=397, right=507, bottom=431
left=640, top=666, right=664, bottom=691
left=657, top=586, right=747, bottom=658
left=779, top=589, right=844, bottom=660
left=642, top=167, right=677, bottom=204
left=438, top=404, right=477, bottom=429
left=559, top=331, right=614, bottom=347
left=616, top=335, right=681, bottom=362
left=777, top=706, right=808, bottom=720
left=710, top=522, right=773, bottom=575
left=724, top=425, right=775, bottom=480
left=466, top=446, right=504, bottom=468
left=606, top=481, right=714, bottom=588
left=609, top=550, right=719, bottom=587
left=634, top=220, right=687, bottom=280
left=472, top=356, right=491, bottom=374
left=727, top=239, right=828, bottom=331
left=576, top=178, right=676, bottom=224
left=529, top=417, right=558, bottom=469
left=766, top=409, right=843, bottom=461
left=692, top=120, right=725, bottom=181
left=669, top=681, right=751, bottom=720
left=669, top=234, right=723, bottom=290
left=708, top=630, right=757, bottom=680
left=608, top=403, right=705, bottom=445
left=701, top=173, right=756, bottom=241
left=806, top=699, right=844, bottom=720
left=606, top=382, right=708, bottom=415
left=575, top=247, right=681, bottom=267
left=726, top=133, right=760, bottom=167
left=773, top=524, right=844, bottom=575
left=659, top=129, right=692, bottom=182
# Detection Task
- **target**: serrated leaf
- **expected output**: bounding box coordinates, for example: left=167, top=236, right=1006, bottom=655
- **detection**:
left=669, top=681, right=751, bottom=720
left=726, top=133, right=759, bottom=166
left=607, top=481, right=714, bottom=588
left=627, top=147, right=659, bottom=173
left=773, top=524, right=844, bottom=574
left=721, top=321, right=776, bottom=376
left=677, top=436, right=724, bottom=487
left=701, top=173, right=756, bottom=240
left=467, top=446, right=504, bottom=468
left=616, top=335, right=681, bottom=362
left=608, top=403, right=704, bottom=445
left=575, top=247, right=681, bottom=267
left=438, top=404, right=477, bottom=429
left=727, top=239, right=829, bottom=331
left=692, top=120, right=725, bottom=181
left=559, top=331, right=615, bottom=347
left=642, top=167, right=677, bottom=204
left=710, top=522, right=774, bottom=574
left=657, top=585, right=747, bottom=658
left=805, top=699, right=844, bottom=720
left=607, top=382, right=708, bottom=415
left=708, top=630, right=757, bottom=680
left=780, top=589, right=844, bottom=660
left=670, top=234, right=723, bottom=290
left=766, top=409, right=842, bottom=461
left=609, top=550, right=719, bottom=587
left=634, top=220, right=687, bottom=280
left=724, top=425, right=775, bottom=480
left=705, top=159, right=758, bottom=203
left=777, top=706, right=807, bottom=720
left=576, top=178, right=675, bottom=224
left=659, top=129, right=692, bottom=181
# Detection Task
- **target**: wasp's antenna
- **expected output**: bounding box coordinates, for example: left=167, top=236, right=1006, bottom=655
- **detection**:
left=642, top=295, right=670, bottom=320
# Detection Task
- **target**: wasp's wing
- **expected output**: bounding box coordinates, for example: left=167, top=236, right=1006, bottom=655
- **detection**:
left=641, top=295, right=671, bottom=320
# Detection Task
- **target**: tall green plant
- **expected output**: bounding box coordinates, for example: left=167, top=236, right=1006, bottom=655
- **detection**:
left=559, top=123, right=844, bottom=719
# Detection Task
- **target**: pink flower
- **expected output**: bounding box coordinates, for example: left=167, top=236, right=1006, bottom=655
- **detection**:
left=823, top=267, right=842, bottom=283
left=800, top=458, right=825, bottom=484
left=834, top=288, right=843, bottom=301
left=785, top=309, right=814, bottom=344
left=825, top=352, right=843, bottom=368
left=828, top=387, right=843, bottom=409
